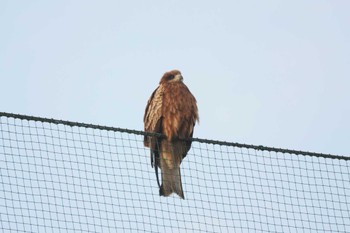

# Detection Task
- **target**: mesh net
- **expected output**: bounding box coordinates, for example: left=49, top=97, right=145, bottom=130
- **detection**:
left=0, top=113, right=349, bottom=232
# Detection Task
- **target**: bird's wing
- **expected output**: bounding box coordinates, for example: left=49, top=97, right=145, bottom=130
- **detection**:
left=143, top=85, right=164, bottom=188
left=144, top=86, right=163, bottom=142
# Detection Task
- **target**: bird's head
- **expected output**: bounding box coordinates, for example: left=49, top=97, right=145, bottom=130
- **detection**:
left=159, top=70, right=183, bottom=84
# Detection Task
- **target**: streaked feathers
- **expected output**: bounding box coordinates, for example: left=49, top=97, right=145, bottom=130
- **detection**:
left=144, top=70, right=199, bottom=199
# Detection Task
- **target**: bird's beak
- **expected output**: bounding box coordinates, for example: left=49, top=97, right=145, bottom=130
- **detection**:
left=174, top=74, right=184, bottom=82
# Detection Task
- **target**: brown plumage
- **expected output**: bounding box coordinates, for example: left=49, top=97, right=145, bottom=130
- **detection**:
left=144, top=70, right=199, bottom=199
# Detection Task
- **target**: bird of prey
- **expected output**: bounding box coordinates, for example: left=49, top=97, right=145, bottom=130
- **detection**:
left=144, top=70, right=199, bottom=199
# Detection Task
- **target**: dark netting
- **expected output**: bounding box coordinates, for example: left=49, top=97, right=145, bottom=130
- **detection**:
left=0, top=112, right=349, bottom=232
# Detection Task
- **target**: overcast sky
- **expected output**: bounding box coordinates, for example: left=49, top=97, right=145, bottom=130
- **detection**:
left=1, top=1, right=349, bottom=155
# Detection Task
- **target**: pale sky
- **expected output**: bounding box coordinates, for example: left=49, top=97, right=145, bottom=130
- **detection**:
left=1, top=1, right=349, bottom=155
left=1, top=2, right=350, bottom=232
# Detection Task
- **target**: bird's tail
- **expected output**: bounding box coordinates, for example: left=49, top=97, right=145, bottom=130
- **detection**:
left=159, top=163, right=184, bottom=199
left=159, top=140, right=185, bottom=199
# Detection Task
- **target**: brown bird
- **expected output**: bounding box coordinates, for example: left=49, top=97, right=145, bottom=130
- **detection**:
left=144, top=70, right=199, bottom=199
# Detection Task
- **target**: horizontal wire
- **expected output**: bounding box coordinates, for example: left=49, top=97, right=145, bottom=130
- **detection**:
left=1, top=111, right=349, bottom=161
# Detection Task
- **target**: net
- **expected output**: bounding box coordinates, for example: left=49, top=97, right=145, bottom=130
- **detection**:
left=0, top=112, right=349, bottom=232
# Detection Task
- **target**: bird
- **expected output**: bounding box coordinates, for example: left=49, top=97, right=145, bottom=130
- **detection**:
left=144, top=70, right=199, bottom=199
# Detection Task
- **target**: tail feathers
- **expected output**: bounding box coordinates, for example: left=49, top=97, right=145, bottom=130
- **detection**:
left=160, top=165, right=184, bottom=199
